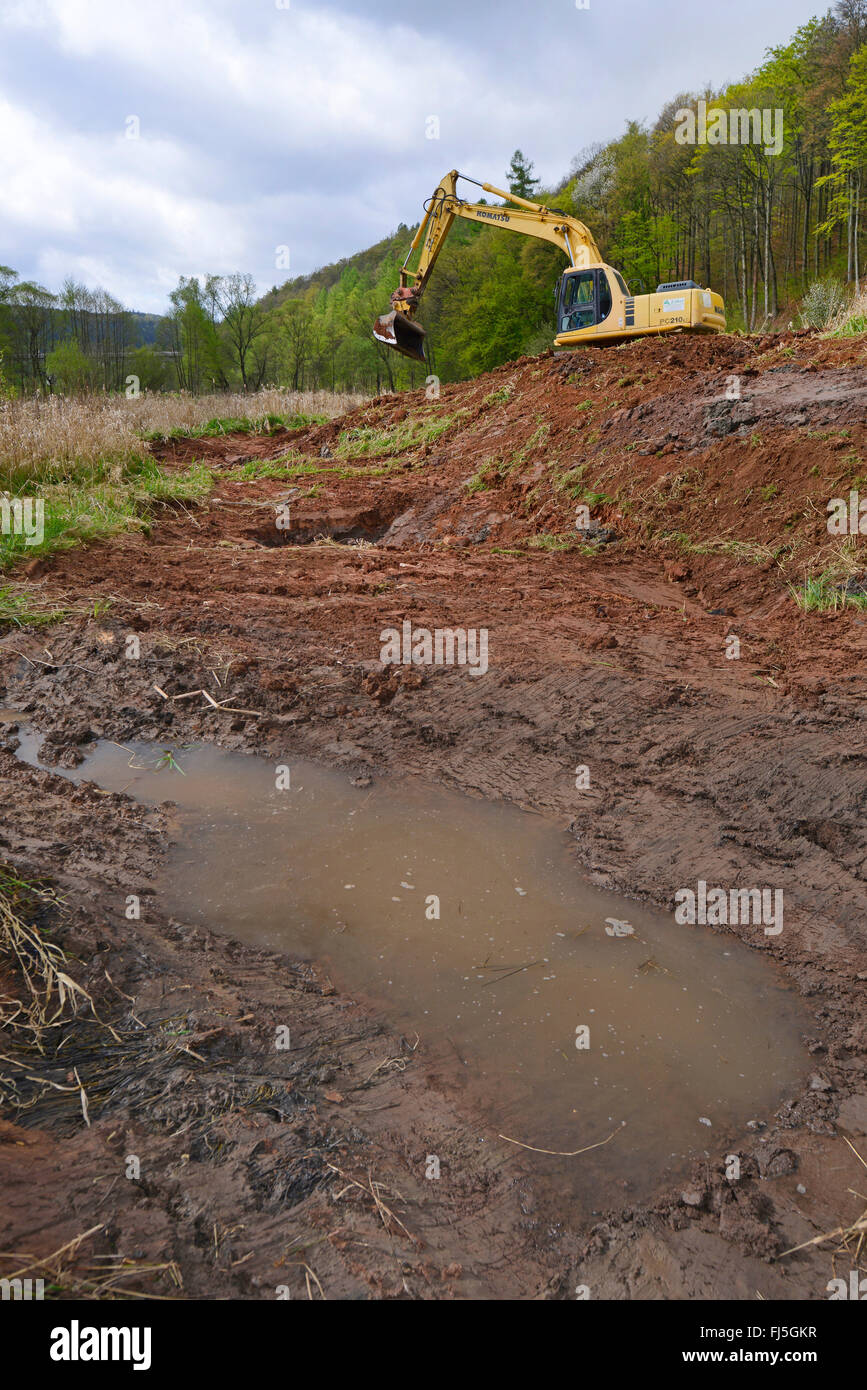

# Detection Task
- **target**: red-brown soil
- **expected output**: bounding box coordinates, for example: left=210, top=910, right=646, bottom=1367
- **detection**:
left=1, top=330, right=865, bottom=1300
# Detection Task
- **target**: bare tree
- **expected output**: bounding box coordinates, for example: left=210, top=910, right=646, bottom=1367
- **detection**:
left=215, top=273, right=268, bottom=390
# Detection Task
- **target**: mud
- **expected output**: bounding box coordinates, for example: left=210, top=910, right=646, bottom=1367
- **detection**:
left=1, top=330, right=866, bottom=1301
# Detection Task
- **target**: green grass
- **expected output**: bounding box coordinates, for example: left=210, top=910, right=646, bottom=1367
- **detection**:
left=829, top=313, right=867, bottom=337
left=155, top=749, right=187, bottom=775
left=790, top=569, right=867, bottom=612
left=524, top=532, right=576, bottom=552
left=554, top=465, right=586, bottom=497
left=335, top=414, right=455, bottom=459
left=464, top=462, right=495, bottom=495
left=482, top=385, right=514, bottom=407
left=0, top=587, right=69, bottom=628
left=499, top=423, right=552, bottom=478
left=0, top=456, right=213, bottom=569
left=553, top=465, right=614, bottom=508
left=226, top=453, right=409, bottom=483
left=141, top=411, right=327, bottom=443
left=668, top=534, right=779, bottom=565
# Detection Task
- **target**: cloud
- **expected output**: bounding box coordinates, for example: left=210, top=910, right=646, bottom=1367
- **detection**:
left=0, top=0, right=554, bottom=309
left=0, top=0, right=825, bottom=311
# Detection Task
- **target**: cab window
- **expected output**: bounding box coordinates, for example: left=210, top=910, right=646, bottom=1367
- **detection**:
left=559, top=269, right=614, bottom=332
left=562, top=272, right=595, bottom=310
left=599, top=274, right=612, bottom=320
left=613, top=270, right=629, bottom=296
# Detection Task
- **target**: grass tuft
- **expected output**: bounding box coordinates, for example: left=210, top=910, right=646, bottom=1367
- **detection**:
left=789, top=567, right=867, bottom=611
left=0, top=458, right=213, bottom=569
left=0, top=586, right=68, bottom=628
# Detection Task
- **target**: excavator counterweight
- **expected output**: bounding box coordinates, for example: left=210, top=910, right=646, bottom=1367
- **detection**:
left=373, top=170, right=725, bottom=359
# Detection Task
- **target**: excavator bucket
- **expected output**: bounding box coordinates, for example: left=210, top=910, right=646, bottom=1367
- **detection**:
left=372, top=309, right=427, bottom=363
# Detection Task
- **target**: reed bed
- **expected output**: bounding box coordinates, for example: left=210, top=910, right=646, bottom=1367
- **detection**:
left=0, top=387, right=364, bottom=486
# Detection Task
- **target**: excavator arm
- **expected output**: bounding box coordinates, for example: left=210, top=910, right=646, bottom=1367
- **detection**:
left=374, top=170, right=601, bottom=362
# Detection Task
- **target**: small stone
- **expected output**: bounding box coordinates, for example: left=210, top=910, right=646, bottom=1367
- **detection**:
left=810, top=1073, right=832, bottom=1092
left=681, top=1188, right=704, bottom=1208
left=796, top=1184, right=807, bottom=1194
left=755, top=1143, right=798, bottom=1177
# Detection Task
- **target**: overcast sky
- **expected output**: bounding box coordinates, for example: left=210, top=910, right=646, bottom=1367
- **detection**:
left=0, top=0, right=825, bottom=312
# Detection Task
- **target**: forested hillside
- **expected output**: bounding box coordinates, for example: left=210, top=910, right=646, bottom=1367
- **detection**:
left=267, top=2, right=867, bottom=391
left=1, top=1, right=865, bottom=399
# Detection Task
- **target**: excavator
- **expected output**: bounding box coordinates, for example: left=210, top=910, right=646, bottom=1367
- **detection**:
left=373, top=169, right=725, bottom=363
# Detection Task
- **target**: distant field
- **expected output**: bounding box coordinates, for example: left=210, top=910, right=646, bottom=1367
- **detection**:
left=0, top=388, right=365, bottom=486
left=0, top=388, right=365, bottom=575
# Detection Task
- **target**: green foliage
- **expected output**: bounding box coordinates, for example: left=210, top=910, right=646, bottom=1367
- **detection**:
left=143, top=411, right=326, bottom=442
left=797, top=277, right=849, bottom=327
left=524, top=532, right=576, bottom=551
left=817, top=45, right=867, bottom=248
left=335, top=413, right=455, bottom=459
left=791, top=568, right=867, bottom=611
left=482, top=385, right=514, bottom=406
left=464, top=462, right=495, bottom=494
left=45, top=340, right=98, bottom=393
left=0, top=587, right=68, bottom=628
left=830, top=304, right=867, bottom=334
left=128, top=344, right=172, bottom=392
left=507, top=150, right=541, bottom=200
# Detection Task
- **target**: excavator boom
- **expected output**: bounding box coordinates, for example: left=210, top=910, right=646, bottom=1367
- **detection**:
left=373, top=169, right=725, bottom=362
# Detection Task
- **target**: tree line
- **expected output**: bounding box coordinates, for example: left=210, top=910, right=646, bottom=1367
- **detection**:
left=570, top=0, right=867, bottom=330
left=270, top=0, right=867, bottom=383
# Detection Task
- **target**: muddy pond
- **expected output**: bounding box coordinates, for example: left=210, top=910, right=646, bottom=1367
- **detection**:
left=12, top=729, right=809, bottom=1211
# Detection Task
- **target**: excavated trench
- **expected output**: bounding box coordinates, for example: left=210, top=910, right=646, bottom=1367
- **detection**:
left=255, top=499, right=409, bottom=547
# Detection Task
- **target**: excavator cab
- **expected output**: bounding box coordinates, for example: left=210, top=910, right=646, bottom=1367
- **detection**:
left=557, top=268, right=616, bottom=334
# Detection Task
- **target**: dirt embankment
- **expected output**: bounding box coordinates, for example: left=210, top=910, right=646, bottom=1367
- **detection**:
left=1, top=330, right=866, bottom=1300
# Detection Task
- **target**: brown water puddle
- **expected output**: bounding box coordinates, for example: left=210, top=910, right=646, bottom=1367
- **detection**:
left=12, top=729, right=809, bottom=1213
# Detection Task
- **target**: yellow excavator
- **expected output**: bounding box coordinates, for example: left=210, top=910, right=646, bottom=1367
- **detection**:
left=373, top=169, right=725, bottom=362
